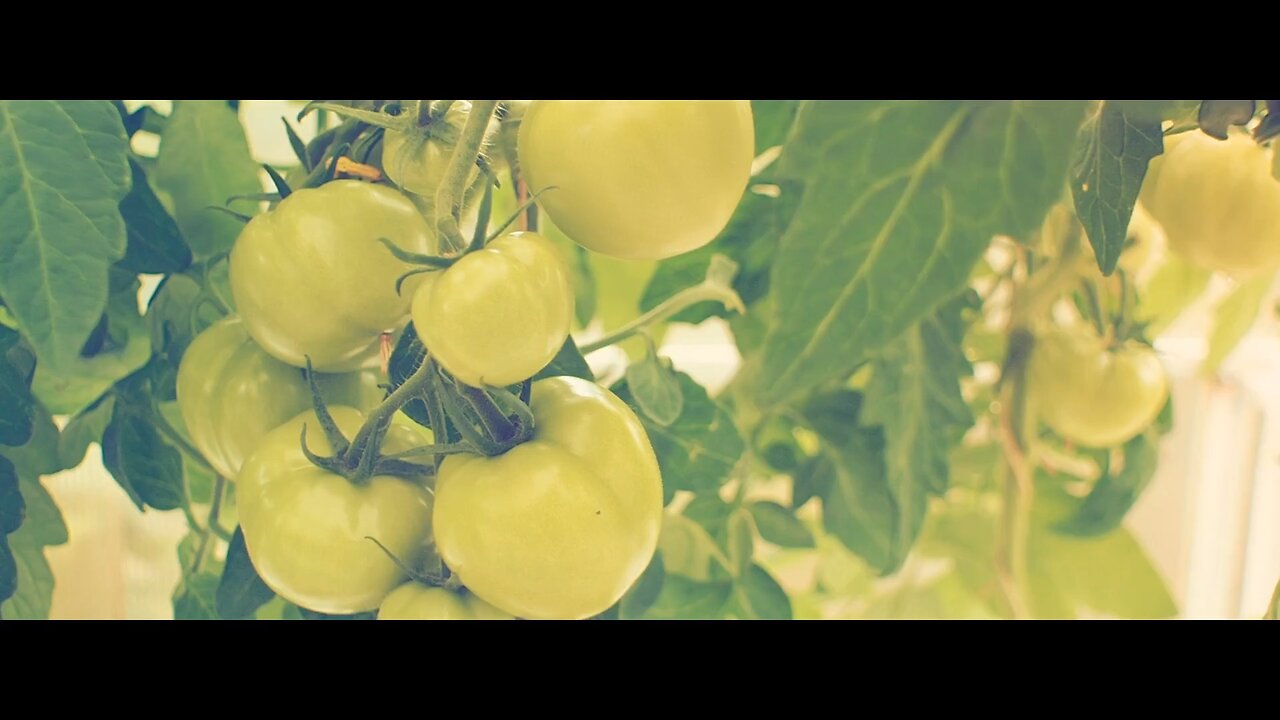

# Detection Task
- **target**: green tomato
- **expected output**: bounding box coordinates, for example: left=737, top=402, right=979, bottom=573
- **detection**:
left=229, top=180, right=435, bottom=372
left=176, top=316, right=381, bottom=481
left=1028, top=325, right=1169, bottom=448
left=432, top=376, right=664, bottom=620
left=517, top=100, right=754, bottom=260
left=376, top=583, right=513, bottom=620
left=1139, top=128, right=1280, bottom=277
left=381, top=100, right=499, bottom=198
left=237, top=406, right=434, bottom=614
left=411, top=231, right=574, bottom=387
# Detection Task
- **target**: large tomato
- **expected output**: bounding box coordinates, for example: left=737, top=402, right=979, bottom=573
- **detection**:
left=432, top=376, right=663, bottom=620
left=1028, top=325, right=1169, bottom=448
left=229, top=180, right=435, bottom=372
left=411, top=231, right=574, bottom=387
left=517, top=100, right=754, bottom=260
left=237, top=406, right=434, bottom=614
left=376, top=583, right=513, bottom=620
left=1139, top=128, right=1280, bottom=277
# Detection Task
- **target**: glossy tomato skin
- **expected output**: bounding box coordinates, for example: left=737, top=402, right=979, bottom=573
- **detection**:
left=1139, top=129, right=1280, bottom=277
left=1028, top=325, right=1169, bottom=448
left=432, top=376, right=663, bottom=620
left=229, top=180, right=435, bottom=372
left=176, top=317, right=381, bottom=481
left=411, top=231, right=574, bottom=387
left=237, top=406, right=433, bottom=614
left=376, top=583, right=513, bottom=620
left=517, top=100, right=754, bottom=260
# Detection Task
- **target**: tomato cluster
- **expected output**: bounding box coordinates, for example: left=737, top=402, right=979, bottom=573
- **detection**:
left=174, top=100, right=754, bottom=619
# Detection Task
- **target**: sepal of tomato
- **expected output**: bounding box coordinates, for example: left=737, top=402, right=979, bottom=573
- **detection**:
left=229, top=180, right=435, bottom=372
left=1028, top=325, right=1169, bottom=448
left=237, top=406, right=434, bottom=614
left=411, top=231, right=574, bottom=387
left=376, top=583, right=513, bottom=620
left=432, top=376, right=663, bottom=620
left=176, top=316, right=381, bottom=481
left=517, top=100, right=754, bottom=260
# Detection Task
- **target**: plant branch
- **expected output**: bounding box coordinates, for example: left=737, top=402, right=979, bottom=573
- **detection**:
left=435, top=100, right=499, bottom=253
left=580, top=279, right=743, bottom=355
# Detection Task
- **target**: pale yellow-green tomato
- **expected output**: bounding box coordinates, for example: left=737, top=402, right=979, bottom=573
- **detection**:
left=1139, top=128, right=1280, bottom=277
left=376, top=583, right=514, bottom=620
left=1028, top=325, right=1169, bottom=448
left=518, top=100, right=754, bottom=260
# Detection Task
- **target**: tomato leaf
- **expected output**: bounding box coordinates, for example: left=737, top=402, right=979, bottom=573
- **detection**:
left=0, top=100, right=131, bottom=374
left=1056, top=433, right=1159, bottom=537
left=1203, top=275, right=1271, bottom=374
left=751, top=100, right=800, bottom=153
left=748, top=501, right=815, bottom=548
left=118, top=157, right=192, bottom=274
left=642, top=574, right=732, bottom=619
left=726, top=507, right=755, bottom=578
left=215, top=526, right=276, bottom=619
left=173, top=572, right=221, bottom=620
left=102, top=382, right=186, bottom=511
left=1070, top=101, right=1165, bottom=276
left=862, top=293, right=975, bottom=496
left=618, top=553, right=666, bottom=619
left=0, top=475, right=67, bottom=619
left=733, top=564, right=792, bottom=620
left=533, top=335, right=594, bottom=382
left=758, top=100, right=1087, bottom=405
left=614, top=371, right=745, bottom=496
left=57, top=394, right=116, bottom=469
left=623, top=338, right=683, bottom=426
left=152, top=100, right=261, bottom=259
left=1265, top=577, right=1280, bottom=620
left=31, top=268, right=152, bottom=416
left=0, top=457, right=22, bottom=604
left=0, top=327, right=34, bottom=447
left=1136, top=253, right=1212, bottom=335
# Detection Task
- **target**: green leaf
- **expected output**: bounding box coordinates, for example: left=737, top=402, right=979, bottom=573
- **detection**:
left=623, top=337, right=683, bottom=426
left=1, top=402, right=64, bottom=478
left=57, top=394, right=115, bottom=468
left=31, top=268, right=152, bottom=415
left=862, top=294, right=975, bottom=496
left=1265, top=577, right=1280, bottom=620
left=1203, top=275, right=1271, bottom=374
left=1136, top=253, right=1212, bottom=334
left=642, top=574, right=732, bottom=619
left=0, top=476, right=67, bottom=619
left=658, top=513, right=732, bottom=582
left=758, top=100, right=1087, bottom=405
left=533, top=335, right=594, bottom=382
left=118, top=157, right=191, bottom=274
left=147, top=273, right=213, bottom=400
left=102, top=386, right=185, bottom=511
left=173, top=573, right=220, bottom=620
left=726, top=507, right=755, bottom=578
left=733, top=564, right=793, bottom=620
left=1057, top=433, right=1159, bottom=537
left=614, top=371, right=745, bottom=496
left=538, top=220, right=596, bottom=328
left=0, top=327, right=33, bottom=446
left=748, top=500, right=815, bottom=548
left=0, top=457, right=22, bottom=604
left=215, top=526, right=275, bottom=619
left=387, top=322, right=430, bottom=427
left=751, top=100, right=800, bottom=153
left=0, top=100, right=131, bottom=373
left=152, top=100, right=261, bottom=259
left=1070, top=101, right=1165, bottom=275
left=618, top=553, right=666, bottom=619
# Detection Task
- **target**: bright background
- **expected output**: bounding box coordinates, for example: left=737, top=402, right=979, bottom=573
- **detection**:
left=33, top=101, right=1280, bottom=619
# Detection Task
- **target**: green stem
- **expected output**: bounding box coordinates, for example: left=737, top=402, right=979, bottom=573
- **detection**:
left=385, top=442, right=479, bottom=460
left=580, top=281, right=743, bottom=355
left=152, top=400, right=216, bottom=477
left=415, top=100, right=431, bottom=128
left=435, top=100, right=499, bottom=253
left=460, top=385, right=519, bottom=444
left=346, top=354, right=438, bottom=464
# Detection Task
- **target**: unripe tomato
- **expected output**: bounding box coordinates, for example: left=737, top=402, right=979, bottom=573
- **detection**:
left=376, top=583, right=513, bottom=620
left=229, top=180, right=435, bottom=372
left=432, top=376, right=664, bottom=620
left=411, top=231, right=574, bottom=387
left=1027, top=325, right=1169, bottom=448
left=176, top=316, right=380, bottom=480
left=517, top=100, right=754, bottom=260
left=381, top=100, right=499, bottom=197
left=1139, top=129, right=1280, bottom=277
left=237, top=406, right=434, bottom=614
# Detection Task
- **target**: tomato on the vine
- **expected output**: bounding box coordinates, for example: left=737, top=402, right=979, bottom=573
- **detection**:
left=237, top=407, right=434, bottom=614
left=176, top=316, right=381, bottom=481
left=1028, top=325, right=1169, bottom=448
left=1139, top=128, right=1280, bottom=277
left=381, top=100, right=500, bottom=198
left=517, top=100, right=755, bottom=260
left=229, top=180, right=435, bottom=372
left=376, top=583, right=513, bottom=620
left=411, top=231, right=574, bottom=387
left=432, top=376, right=663, bottom=620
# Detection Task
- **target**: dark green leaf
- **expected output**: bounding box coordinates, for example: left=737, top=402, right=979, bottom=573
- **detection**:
left=118, top=157, right=191, bottom=274
left=0, top=327, right=33, bottom=446
left=614, top=371, right=745, bottom=495
left=56, top=394, right=115, bottom=468
left=387, top=323, right=430, bottom=426
left=0, top=100, right=131, bottom=373
left=0, top=456, right=20, bottom=535
left=282, top=118, right=311, bottom=170
left=1, top=402, right=64, bottom=478
left=1071, top=101, right=1165, bottom=275
left=0, top=476, right=67, bottom=618
left=643, top=575, right=732, bottom=619
left=533, top=335, right=594, bottom=382
left=1057, top=434, right=1159, bottom=537
left=748, top=501, right=815, bottom=548
left=758, top=100, right=1087, bottom=405
left=751, top=100, right=801, bottom=153
left=152, top=100, right=262, bottom=259
left=146, top=273, right=208, bottom=401
left=734, top=564, right=792, bottom=620
left=102, top=390, right=185, bottom=511
left=173, top=573, right=220, bottom=620
left=624, top=338, right=683, bottom=426
left=619, top=553, right=666, bottom=619
left=216, top=526, right=275, bottom=619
